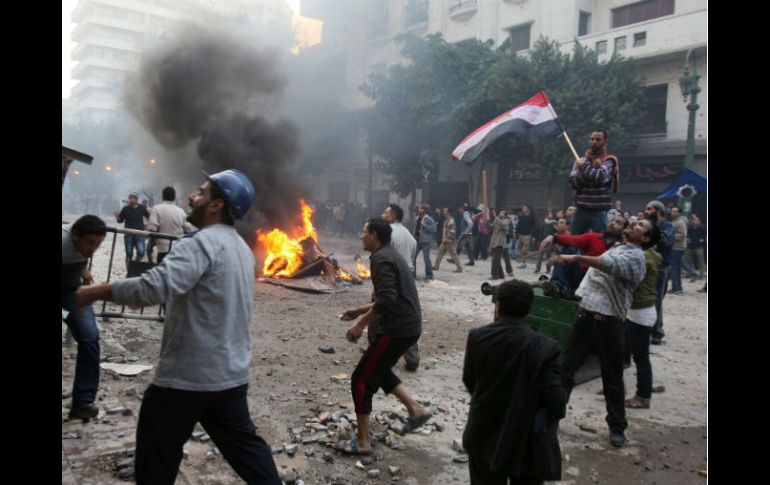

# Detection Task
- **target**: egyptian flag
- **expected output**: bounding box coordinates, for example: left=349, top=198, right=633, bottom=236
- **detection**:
left=451, top=91, right=562, bottom=164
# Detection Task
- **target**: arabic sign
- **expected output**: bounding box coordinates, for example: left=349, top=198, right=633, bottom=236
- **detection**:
left=501, top=162, right=682, bottom=182
left=620, top=163, right=680, bottom=183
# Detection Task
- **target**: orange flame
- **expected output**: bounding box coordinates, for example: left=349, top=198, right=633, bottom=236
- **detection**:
left=356, top=261, right=371, bottom=279
left=257, top=200, right=317, bottom=277
left=336, top=268, right=355, bottom=281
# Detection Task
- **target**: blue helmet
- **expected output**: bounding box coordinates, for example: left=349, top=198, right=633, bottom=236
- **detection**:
left=203, top=169, right=256, bottom=219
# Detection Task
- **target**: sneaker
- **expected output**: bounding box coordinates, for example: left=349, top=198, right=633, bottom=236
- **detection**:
left=507, top=272, right=514, bottom=277
left=69, top=402, right=99, bottom=422
left=517, top=264, right=527, bottom=269
left=650, top=337, right=663, bottom=345
left=404, top=362, right=419, bottom=372
left=452, top=268, right=462, bottom=273
left=465, top=261, right=475, bottom=266
left=610, top=431, right=627, bottom=448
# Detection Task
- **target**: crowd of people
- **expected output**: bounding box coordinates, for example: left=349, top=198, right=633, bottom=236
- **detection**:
left=62, top=129, right=706, bottom=484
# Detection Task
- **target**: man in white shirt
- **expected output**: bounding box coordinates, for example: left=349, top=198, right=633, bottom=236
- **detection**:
left=381, top=203, right=420, bottom=371
left=146, top=186, right=196, bottom=263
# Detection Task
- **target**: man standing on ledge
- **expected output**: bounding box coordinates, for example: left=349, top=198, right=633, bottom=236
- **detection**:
left=569, top=130, right=619, bottom=235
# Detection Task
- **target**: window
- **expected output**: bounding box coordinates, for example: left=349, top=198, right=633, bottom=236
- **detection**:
left=612, top=0, right=674, bottom=28
left=507, top=24, right=531, bottom=52
left=614, top=36, right=627, bottom=52
left=596, top=40, right=607, bottom=54
left=634, top=32, right=647, bottom=47
left=406, top=0, right=429, bottom=25
left=578, top=11, right=591, bottom=36
left=639, top=84, right=668, bottom=134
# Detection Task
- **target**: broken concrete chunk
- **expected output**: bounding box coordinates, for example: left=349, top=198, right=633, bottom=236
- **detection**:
left=452, top=455, right=469, bottom=463
left=367, top=468, right=381, bottom=479
left=318, top=345, right=336, bottom=354
left=285, top=443, right=298, bottom=456
left=452, top=439, right=465, bottom=452
left=388, top=466, right=401, bottom=476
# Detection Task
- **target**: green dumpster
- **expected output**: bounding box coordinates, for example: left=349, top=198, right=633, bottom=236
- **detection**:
left=525, top=287, right=579, bottom=347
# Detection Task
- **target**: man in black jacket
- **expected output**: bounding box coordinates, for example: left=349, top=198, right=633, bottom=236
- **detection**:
left=463, top=279, right=566, bottom=485
left=336, top=218, right=432, bottom=455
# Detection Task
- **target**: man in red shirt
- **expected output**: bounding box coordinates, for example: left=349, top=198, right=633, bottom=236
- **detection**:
left=539, top=216, right=628, bottom=299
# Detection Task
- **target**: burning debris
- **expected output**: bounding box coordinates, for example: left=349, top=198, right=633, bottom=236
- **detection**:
left=255, top=201, right=370, bottom=290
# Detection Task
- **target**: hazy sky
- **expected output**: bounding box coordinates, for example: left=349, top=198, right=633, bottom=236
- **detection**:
left=62, top=0, right=301, bottom=100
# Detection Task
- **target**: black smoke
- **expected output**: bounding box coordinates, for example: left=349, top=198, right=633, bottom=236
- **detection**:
left=124, top=23, right=308, bottom=233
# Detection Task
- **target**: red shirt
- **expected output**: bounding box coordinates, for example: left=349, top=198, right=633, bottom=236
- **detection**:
left=553, top=232, right=608, bottom=273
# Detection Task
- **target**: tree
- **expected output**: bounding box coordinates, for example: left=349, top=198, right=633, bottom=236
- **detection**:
left=360, top=33, right=499, bottom=203
left=361, top=34, right=646, bottom=209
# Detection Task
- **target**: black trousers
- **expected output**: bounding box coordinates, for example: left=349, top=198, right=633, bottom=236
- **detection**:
left=351, top=334, right=419, bottom=414
left=560, top=309, right=627, bottom=433
left=491, top=246, right=513, bottom=278
left=135, top=384, right=281, bottom=485
left=468, top=455, right=544, bottom=485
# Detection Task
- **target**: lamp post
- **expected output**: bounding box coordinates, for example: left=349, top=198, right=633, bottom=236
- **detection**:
left=678, top=49, right=701, bottom=217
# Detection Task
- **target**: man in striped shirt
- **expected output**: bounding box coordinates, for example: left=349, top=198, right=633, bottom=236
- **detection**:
left=568, top=130, right=619, bottom=235
left=555, top=218, right=656, bottom=448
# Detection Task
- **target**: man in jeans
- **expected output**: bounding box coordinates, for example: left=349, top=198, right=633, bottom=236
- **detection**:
left=77, top=170, right=281, bottom=485
left=644, top=200, right=674, bottom=345
left=669, top=206, right=688, bottom=294
left=114, top=192, right=150, bottom=271
left=62, top=215, right=107, bottom=421
left=568, top=130, right=619, bottom=235
left=413, top=203, right=436, bottom=280
left=556, top=218, right=654, bottom=448
left=456, top=205, right=475, bottom=266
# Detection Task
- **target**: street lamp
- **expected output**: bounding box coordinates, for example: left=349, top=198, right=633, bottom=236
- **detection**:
left=678, top=49, right=701, bottom=217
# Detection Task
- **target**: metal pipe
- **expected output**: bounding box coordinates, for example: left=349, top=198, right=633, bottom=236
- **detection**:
left=98, top=312, right=165, bottom=322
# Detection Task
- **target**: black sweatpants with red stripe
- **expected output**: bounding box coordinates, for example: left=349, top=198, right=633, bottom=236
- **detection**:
left=351, top=334, right=420, bottom=415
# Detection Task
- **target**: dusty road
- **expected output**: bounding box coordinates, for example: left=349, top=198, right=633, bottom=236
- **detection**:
left=62, top=223, right=707, bottom=484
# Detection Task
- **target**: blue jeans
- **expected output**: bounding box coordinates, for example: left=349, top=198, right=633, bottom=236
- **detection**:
left=670, top=250, right=685, bottom=292
left=549, top=247, right=581, bottom=299
left=62, top=291, right=100, bottom=407
left=413, top=241, right=433, bottom=279
left=627, top=319, right=653, bottom=399
left=124, top=234, right=146, bottom=268
left=570, top=208, right=608, bottom=235
left=652, top=267, right=670, bottom=340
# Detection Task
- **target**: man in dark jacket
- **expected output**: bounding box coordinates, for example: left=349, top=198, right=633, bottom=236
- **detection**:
left=463, top=279, right=566, bottom=485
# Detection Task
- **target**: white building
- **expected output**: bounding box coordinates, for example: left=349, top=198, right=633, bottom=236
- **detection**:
left=301, top=0, right=707, bottom=214
left=68, top=0, right=296, bottom=123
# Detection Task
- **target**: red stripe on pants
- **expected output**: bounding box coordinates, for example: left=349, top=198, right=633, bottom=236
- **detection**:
left=355, top=336, right=391, bottom=413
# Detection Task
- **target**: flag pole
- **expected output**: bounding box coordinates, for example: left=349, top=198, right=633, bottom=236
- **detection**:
left=561, top=131, right=582, bottom=163
left=482, top=169, right=488, bottom=212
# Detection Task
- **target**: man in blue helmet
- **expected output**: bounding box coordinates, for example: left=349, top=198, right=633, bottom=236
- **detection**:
left=76, top=170, right=281, bottom=485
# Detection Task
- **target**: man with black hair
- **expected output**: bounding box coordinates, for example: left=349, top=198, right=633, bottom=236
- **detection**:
left=146, top=186, right=196, bottom=264
left=77, top=170, right=281, bottom=485
left=569, top=130, right=619, bottom=235
left=62, top=214, right=107, bottom=421
left=381, top=203, right=420, bottom=370
left=463, top=279, right=566, bottom=484
left=114, top=192, right=151, bottom=270
left=556, top=217, right=658, bottom=448
left=336, top=218, right=431, bottom=455
left=644, top=200, right=674, bottom=345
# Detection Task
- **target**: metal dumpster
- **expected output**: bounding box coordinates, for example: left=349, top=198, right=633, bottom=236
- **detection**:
left=526, top=287, right=579, bottom=347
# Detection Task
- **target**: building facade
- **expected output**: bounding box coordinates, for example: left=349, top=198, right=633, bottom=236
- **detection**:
left=301, top=0, right=707, bottom=216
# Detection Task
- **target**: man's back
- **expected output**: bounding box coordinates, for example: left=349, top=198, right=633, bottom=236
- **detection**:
left=463, top=316, right=564, bottom=478
left=112, top=224, right=255, bottom=391
left=389, top=222, right=416, bottom=271
left=147, top=201, right=194, bottom=253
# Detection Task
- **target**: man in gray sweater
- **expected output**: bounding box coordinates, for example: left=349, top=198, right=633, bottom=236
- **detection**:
left=76, top=169, right=281, bottom=485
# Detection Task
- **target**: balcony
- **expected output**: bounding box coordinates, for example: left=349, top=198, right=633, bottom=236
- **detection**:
left=449, top=0, right=477, bottom=21
left=562, top=8, right=706, bottom=62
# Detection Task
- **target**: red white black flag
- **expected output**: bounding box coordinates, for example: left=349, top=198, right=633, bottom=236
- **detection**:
left=451, top=91, right=562, bottom=164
